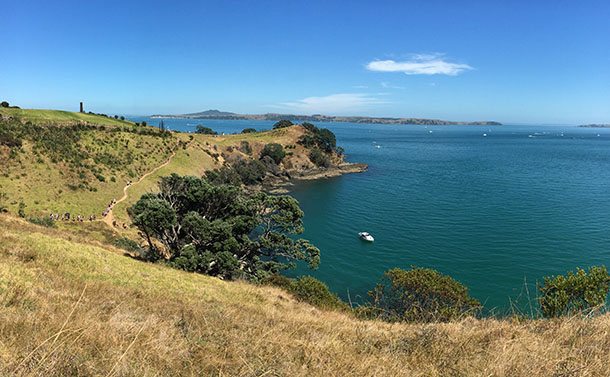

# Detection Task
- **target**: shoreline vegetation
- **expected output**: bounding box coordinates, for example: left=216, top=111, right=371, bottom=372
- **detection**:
left=151, top=109, right=502, bottom=126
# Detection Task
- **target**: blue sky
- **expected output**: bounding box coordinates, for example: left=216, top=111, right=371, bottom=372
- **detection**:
left=2, top=0, right=609, bottom=123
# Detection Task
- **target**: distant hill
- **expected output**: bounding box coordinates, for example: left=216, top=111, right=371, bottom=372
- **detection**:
left=182, top=109, right=237, bottom=117
left=578, top=124, right=610, bottom=128
left=151, top=109, right=502, bottom=126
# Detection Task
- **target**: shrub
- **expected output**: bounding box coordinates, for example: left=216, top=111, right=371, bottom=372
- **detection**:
left=195, top=125, right=217, bottom=135
left=539, top=266, right=610, bottom=318
left=240, top=140, right=252, bottom=155
left=290, top=276, right=347, bottom=310
left=241, top=128, right=257, bottom=134
left=0, top=192, right=8, bottom=213
left=297, top=123, right=337, bottom=153
left=263, top=275, right=347, bottom=310
left=233, top=159, right=267, bottom=184
left=260, top=143, right=285, bottom=164
left=272, top=120, right=293, bottom=129
left=141, top=121, right=147, bottom=127
left=206, top=159, right=268, bottom=186
left=301, top=122, right=317, bottom=132
left=0, top=101, right=9, bottom=108
left=309, top=148, right=331, bottom=168
left=113, top=237, right=145, bottom=255
left=366, top=267, right=481, bottom=323
left=17, top=202, right=26, bottom=218
left=27, top=216, right=56, bottom=228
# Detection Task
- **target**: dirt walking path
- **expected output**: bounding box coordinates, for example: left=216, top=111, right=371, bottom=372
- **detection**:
left=102, top=149, right=178, bottom=228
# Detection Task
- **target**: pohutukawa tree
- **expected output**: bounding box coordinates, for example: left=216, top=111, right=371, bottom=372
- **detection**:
left=128, top=174, right=320, bottom=280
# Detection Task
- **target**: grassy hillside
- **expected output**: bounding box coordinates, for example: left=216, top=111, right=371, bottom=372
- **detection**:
left=0, top=116, right=176, bottom=217
left=1, top=109, right=345, bottom=228
left=0, top=107, right=132, bottom=127
left=2, top=214, right=610, bottom=376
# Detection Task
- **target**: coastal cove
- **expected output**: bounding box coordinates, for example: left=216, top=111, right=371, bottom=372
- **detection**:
left=131, top=116, right=610, bottom=311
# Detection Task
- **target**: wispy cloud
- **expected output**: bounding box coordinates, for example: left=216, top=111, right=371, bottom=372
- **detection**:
left=276, top=93, right=389, bottom=114
left=366, top=53, right=473, bottom=76
left=381, top=81, right=405, bottom=90
left=352, top=85, right=369, bottom=89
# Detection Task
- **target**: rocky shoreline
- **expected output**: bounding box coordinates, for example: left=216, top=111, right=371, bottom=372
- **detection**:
left=265, top=163, right=368, bottom=194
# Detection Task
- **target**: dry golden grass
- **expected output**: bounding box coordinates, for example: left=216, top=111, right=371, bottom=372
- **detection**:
left=2, top=214, right=610, bottom=376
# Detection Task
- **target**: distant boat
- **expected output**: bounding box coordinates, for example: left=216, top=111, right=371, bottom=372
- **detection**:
left=358, top=232, right=374, bottom=242
left=483, top=133, right=487, bottom=137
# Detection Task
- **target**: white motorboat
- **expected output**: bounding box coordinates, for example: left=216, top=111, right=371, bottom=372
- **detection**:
left=358, top=232, right=374, bottom=242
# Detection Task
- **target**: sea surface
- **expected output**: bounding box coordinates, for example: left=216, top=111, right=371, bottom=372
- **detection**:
left=130, top=116, right=610, bottom=311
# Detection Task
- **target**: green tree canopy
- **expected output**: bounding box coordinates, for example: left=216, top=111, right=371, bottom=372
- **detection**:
left=205, top=159, right=267, bottom=186
left=241, top=128, right=257, bottom=134
left=195, top=125, right=217, bottom=135
left=128, top=174, right=320, bottom=280
left=309, top=147, right=331, bottom=168
left=0, top=101, right=9, bottom=108
left=273, top=120, right=294, bottom=129
left=260, top=143, right=286, bottom=164
left=297, top=123, right=337, bottom=153
left=367, top=267, right=481, bottom=323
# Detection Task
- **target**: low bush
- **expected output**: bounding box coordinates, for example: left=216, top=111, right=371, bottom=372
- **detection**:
left=309, top=148, right=331, bottom=168
left=260, top=143, right=285, bottom=164
left=364, top=267, right=481, bottom=323
left=264, top=275, right=347, bottom=311
left=195, top=125, right=217, bottom=135
left=241, top=128, right=256, bottom=134
left=27, top=216, right=55, bottom=228
left=240, top=140, right=252, bottom=155
left=539, top=266, right=610, bottom=318
left=112, top=237, right=145, bottom=255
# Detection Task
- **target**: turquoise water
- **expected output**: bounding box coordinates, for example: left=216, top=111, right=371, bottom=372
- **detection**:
left=131, top=117, right=610, bottom=310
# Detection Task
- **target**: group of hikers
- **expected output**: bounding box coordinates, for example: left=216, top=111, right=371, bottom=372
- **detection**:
left=47, top=182, right=133, bottom=227
left=101, top=198, right=117, bottom=218
left=48, top=213, right=97, bottom=222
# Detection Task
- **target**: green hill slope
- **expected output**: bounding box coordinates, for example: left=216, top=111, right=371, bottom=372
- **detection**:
left=0, top=107, right=134, bottom=127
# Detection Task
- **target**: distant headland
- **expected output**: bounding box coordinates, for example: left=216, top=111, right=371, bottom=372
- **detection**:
left=151, top=109, right=502, bottom=126
left=578, top=124, right=610, bottom=128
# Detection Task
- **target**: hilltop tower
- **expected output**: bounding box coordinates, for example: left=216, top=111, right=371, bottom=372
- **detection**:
left=79, top=102, right=84, bottom=113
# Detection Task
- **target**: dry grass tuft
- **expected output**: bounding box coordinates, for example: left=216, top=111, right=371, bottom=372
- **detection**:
left=2, top=214, right=610, bottom=376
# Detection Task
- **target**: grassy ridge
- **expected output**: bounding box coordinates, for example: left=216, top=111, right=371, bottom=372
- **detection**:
left=0, top=109, right=322, bottom=224
left=0, top=107, right=132, bottom=127
left=2, top=215, right=610, bottom=376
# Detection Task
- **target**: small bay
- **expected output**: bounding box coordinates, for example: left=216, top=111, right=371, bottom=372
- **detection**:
left=131, top=117, right=610, bottom=310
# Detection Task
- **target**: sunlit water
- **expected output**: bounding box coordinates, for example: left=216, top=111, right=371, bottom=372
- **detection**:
left=130, top=117, right=610, bottom=310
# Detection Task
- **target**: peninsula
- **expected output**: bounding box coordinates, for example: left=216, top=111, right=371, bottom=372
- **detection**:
left=151, top=109, right=502, bottom=126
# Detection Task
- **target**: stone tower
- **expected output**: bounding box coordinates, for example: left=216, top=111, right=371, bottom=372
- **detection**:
left=79, top=102, right=84, bottom=113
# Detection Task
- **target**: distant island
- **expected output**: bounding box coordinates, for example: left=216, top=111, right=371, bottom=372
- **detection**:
left=578, top=124, right=610, bottom=128
left=151, top=109, right=502, bottom=126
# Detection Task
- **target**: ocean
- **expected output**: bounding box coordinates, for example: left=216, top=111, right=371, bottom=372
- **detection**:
left=130, top=116, right=610, bottom=311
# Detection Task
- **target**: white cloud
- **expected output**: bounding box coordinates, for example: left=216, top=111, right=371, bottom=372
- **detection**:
left=366, top=54, right=473, bottom=76
left=277, top=93, right=388, bottom=114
